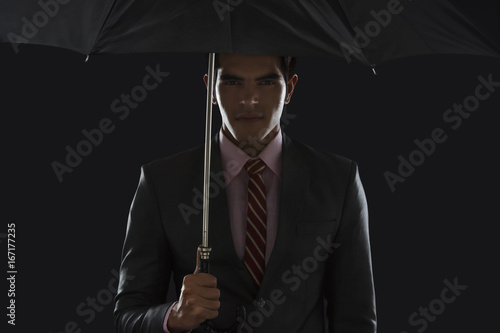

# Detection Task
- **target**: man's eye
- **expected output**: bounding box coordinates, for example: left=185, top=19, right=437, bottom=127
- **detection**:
left=223, top=81, right=239, bottom=86
left=260, top=80, right=275, bottom=85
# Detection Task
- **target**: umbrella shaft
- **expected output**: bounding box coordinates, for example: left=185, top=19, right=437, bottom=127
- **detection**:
left=202, top=53, right=216, bottom=248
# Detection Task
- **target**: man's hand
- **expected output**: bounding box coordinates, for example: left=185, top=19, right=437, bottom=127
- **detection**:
left=167, top=247, right=220, bottom=333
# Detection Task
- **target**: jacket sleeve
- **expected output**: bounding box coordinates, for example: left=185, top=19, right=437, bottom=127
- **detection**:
left=114, top=165, right=174, bottom=333
left=326, top=161, right=377, bottom=332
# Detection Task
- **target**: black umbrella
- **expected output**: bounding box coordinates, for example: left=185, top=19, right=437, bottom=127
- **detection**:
left=1, top=1, right=499, bottom=330
left=2, top=0, right=499, bottom=62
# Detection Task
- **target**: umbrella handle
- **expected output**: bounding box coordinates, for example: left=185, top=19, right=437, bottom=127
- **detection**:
left=198, top=245, right=246, bottom=332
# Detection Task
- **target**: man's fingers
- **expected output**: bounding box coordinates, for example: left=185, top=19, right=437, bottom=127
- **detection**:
left=184, top=271, right=218, bottom=288
left=168, top=296, right=219, bottom=332
left=182, top=282, right=220, bottom=300
left=169, top=268, right=221, bottom=331
left=198, top=284, right=220, bottom=301
left=180, top=304, right=219, bottom=324
left=204, top=309, right=219, bottom=320
left=196, top=273, right=218, bottom=288
left=184, top=294, right=221, bottom=312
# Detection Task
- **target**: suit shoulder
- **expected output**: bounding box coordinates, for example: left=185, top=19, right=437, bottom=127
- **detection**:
left=142, top=144, right=204, bottom=178
left=288, top=138, right=355, bottom=172
left=285, top=138, right=360, bottom=205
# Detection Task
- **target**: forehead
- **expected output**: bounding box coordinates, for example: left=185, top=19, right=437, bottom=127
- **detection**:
left=217, top=54, right=282, bottom=76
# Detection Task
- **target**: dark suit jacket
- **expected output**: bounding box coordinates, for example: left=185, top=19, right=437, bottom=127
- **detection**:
left=114, top=133, right=376, bottom=333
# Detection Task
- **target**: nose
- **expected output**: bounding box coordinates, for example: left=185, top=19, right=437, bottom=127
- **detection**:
left=240, top=84, right=258, bottom=106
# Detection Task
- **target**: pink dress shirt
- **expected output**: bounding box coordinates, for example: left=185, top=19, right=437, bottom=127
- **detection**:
left=219, top=129, right=282, bottom=263
left=163, top=129, right=283, bottom=332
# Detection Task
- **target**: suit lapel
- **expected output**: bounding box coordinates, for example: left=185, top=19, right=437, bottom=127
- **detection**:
left=259, top=134, right=310, bottom=294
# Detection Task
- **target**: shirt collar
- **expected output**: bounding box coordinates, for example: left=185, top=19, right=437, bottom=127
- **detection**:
left=219, top=129, right=283, bottom=184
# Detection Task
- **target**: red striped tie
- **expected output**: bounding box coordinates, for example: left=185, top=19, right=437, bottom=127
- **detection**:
left=244, top=159, right=267, bottom=288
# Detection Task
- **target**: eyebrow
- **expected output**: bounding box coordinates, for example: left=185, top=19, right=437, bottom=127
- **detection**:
left=219, top=73, right=282, bottom=81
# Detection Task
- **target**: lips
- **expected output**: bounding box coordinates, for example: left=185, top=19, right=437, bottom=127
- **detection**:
left=236, top=113, right=263, bottom=121
left=237, top=117, right=262, bottom=124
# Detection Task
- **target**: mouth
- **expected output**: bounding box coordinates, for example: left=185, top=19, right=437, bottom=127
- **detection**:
left=236, top=114, right=263, bottom=123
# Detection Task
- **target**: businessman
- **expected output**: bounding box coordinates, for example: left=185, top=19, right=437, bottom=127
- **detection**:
left=114, top=53, right=376, bottom=333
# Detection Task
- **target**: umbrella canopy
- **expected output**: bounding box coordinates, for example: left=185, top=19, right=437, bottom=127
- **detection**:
left=1, top=0, right=499, bottom=66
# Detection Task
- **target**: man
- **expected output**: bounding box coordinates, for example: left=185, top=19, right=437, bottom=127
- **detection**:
left=114, top=54, right=376, bottom=333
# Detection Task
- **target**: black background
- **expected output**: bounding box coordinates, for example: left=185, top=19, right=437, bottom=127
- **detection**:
left=2, top=5, right=500, bottom=332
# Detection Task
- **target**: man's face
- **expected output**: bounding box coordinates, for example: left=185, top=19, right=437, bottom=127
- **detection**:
left=205, top=54, right=297, bottom=151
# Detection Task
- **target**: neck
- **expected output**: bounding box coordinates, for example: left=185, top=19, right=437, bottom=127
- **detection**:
left=223, top=126, right=279, bottom=158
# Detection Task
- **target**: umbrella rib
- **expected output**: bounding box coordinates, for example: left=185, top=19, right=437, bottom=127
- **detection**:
left=336, top=0, right=376, bottom=68
left=88, top=0, right=121, bottom=55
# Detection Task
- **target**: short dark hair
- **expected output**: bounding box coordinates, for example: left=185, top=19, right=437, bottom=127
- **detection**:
left=280, top=56, right=297, bottom=83
left=208, top=54, right=296, bottom=83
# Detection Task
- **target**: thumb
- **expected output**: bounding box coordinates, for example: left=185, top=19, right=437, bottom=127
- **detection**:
left=194, top=245, right=202, bottom=274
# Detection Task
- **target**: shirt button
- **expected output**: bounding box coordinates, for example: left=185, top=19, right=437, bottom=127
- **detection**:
left=256, top=298, right=266, bottom=308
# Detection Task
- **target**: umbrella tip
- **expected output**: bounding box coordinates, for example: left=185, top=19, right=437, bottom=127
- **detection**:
left=85, top=54, right=90, bottom=63
left=371, top=66, right=377, bottom=75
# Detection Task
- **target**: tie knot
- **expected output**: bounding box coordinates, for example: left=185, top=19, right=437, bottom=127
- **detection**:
left=245, top=159, right=266, bottom=176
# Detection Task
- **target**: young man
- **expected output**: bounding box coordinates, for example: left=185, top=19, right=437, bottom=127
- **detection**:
left=114, top=54, right=376, bottom=333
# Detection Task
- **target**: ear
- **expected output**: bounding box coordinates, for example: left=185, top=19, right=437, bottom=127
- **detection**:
left=284, top=74, right=299, bottom=105
left=203, top=74, right=217, bottom=105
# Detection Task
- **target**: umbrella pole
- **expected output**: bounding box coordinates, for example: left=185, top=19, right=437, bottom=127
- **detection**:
left=198, top=52, right=215, bottom=273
